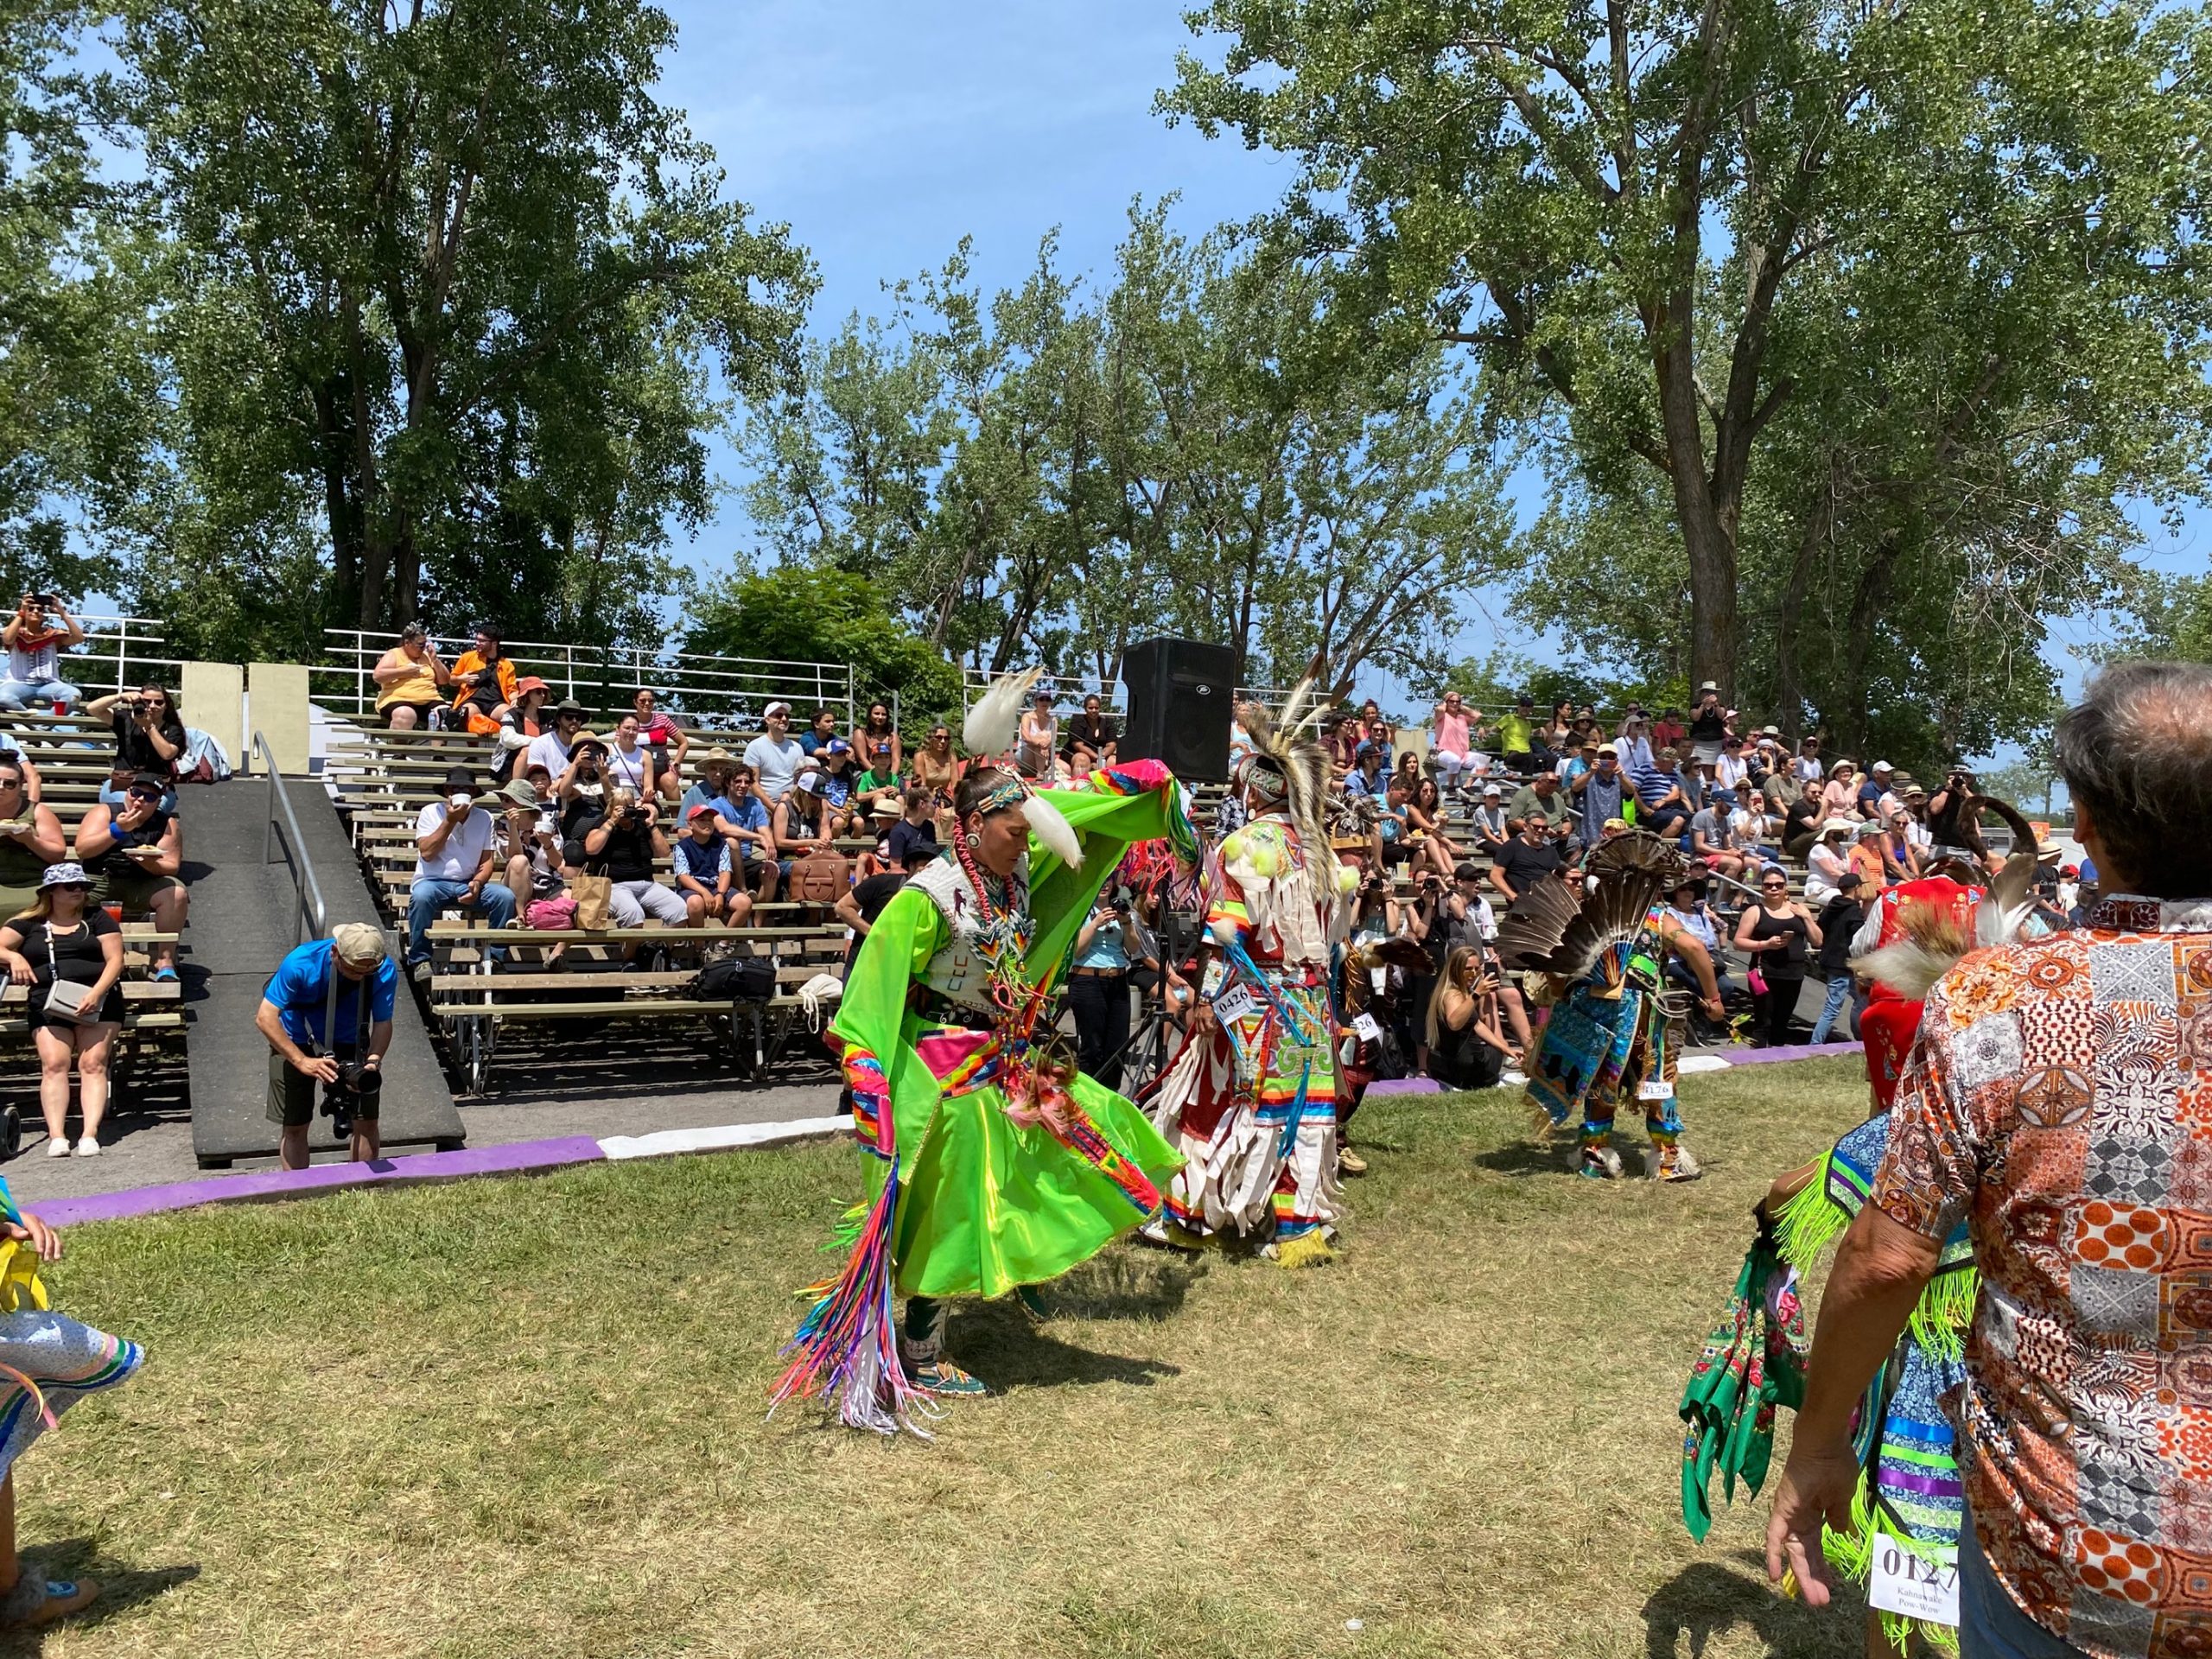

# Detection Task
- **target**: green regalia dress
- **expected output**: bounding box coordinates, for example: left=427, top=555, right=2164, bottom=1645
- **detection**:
left=770, top=760, right=1197, bottom=1435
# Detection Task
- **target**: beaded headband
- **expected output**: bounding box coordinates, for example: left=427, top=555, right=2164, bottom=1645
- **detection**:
left=970, top=774, right=1031, bottom=820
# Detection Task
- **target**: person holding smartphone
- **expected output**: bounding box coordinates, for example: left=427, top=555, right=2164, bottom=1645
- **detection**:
left=0, top=594, right=82, bottom=713
left=1070, top=890, right=1141, bottom=1092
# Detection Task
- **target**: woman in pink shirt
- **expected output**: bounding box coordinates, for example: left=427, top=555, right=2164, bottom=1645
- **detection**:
left=1431, top=692, right=1475, bottom=792
left=1818, top=761, right=1861, bottom=821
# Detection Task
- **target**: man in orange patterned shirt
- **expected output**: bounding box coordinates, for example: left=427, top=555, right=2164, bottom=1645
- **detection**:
left=1767, top=662, right=2212, bottom=1658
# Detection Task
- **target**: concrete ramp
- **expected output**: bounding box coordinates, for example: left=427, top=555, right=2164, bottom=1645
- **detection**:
left=186, top=777, right=461, bottom=1167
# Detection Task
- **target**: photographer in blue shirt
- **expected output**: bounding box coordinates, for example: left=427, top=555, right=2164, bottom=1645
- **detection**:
left=257, top=923, right=397, bottom=1170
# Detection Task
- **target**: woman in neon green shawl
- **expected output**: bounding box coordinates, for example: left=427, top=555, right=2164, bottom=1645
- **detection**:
left=771, top=759, right=1195, bottom=1435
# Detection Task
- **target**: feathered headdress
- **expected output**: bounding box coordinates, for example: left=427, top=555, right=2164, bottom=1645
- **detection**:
left=960, top=668, right=1078, bottom=869
left=1234, top=677, right=1333, bottom=872
left=1847, top=796, right=2042, bottom=995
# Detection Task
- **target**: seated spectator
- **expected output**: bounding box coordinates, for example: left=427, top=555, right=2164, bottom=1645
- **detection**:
left=799, top=706, right=841, bottom=760
left=1018, top=690, right=1058, bottom=777
left=1491, top=814, right=1568, bottom=905
left=855, top=700, right=902, bottom=779
left=1817, top=760, right=1861, bottom=820
left=1470, top=782, right=1510, bottom=852
left=1509, top=770, right=1575, bottom=843
left=257, top=922, right=396, bottom=1170
left=886, top=787, right=939, bottom=870
left=1651, top=707, right=1686, bottom=753
left=1061, top=693, right=1116, bottom=771
left=775, top=772, right=836, bottom=872
left=1626, top=747, right=1693, bottom=840
left=849, top=753, right=904, bottom=823
left=525, top=697, right=590, bottom=779
left=632, top=689, right=688, bottom=795
left=495, top=774, right=560, bottom=907
left=1882, top=810, right=1920, bottom=882
left=601, top=713, right=658, bottom=801
left=907, top=721, right=963, bottom=817
left=746, top=702, right=808, bottom=803
left=1496, top=696, right=1537, bottom=770
left=87, top=685, right=184, bottom=800
left=1344, top=743, right=1388, bottom=798
left=371, top=622, right=450, bottom=729
left=1324, top=714, right=1360, bottom=776
left=1614, top=714, right=1656, bottom=772
left=0, top=862, right=124, bottom=1156
left=1376, top=776, right=1414, bottom=868
left=0, top=756, right=66, bottom=917
left=680, top=747, right=739, bottom=817
left=572, top=787, right=685, bottom=935
left=555, top=735, right=611, bottom=843
left=675, top=804, right=748, bottom=926
left=74, top=771, right=187, bottom=980
left=493, top=677, right=551, bottom=783
left=1691, top=789, right=1750, bottom=880
left=705, top=761, right=779, bottom=901
left=816, top=739, right=860, bottom=836
left=1804, top=819, right=1853, bottom=904
left=1791, top=733, right=1824, bottom=787
left=1713, top=734, right=1751, bottom=794
left=405, top=766, right=514, bottom=978
left=446, top=623, right=518, bottom=735
left=1781, top=787, right=1823, bottom=861
left=1402, top=777, right=1459, bottom=880
left=0, top=594, right=83, bottom=714
left=1859, top=760, right=1898, bottom=821
left=1847, top=819, right=1888, bottom=890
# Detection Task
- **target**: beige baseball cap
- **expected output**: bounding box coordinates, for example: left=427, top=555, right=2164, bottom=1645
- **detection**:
left=332, top=923, right=386, bottom=966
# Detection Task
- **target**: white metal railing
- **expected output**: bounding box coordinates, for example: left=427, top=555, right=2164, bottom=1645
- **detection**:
left=318, top=630, right=861, bottom=735
left=959, top=664, right=1290, bottom=715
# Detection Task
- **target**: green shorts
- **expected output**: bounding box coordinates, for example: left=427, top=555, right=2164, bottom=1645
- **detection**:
left=0, top=884, right=38, bottom=925
left=92, top=863, right=183, bottom=914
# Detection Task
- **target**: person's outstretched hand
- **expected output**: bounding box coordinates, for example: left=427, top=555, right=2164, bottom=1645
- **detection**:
left=1764, top=1437, right=1862, bottom=1605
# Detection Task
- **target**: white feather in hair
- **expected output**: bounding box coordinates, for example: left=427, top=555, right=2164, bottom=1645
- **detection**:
left=964, top=667, right=1041, bottom=760
left=1022, top=790, right=1082, bottom=871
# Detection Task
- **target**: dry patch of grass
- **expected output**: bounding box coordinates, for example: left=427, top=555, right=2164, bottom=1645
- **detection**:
left=10, top=1059, right=1882, bottom=1658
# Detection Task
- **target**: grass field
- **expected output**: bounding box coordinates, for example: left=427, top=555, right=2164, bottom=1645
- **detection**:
left=7, top=1060, right=1884, bottom=1659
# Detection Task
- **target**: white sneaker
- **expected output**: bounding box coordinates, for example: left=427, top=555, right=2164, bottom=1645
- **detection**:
left=73, top=1137, right=99, bottom=1157
left=45, top=1138, right=70, bottom=1158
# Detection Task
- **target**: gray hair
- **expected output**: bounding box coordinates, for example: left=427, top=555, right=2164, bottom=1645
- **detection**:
left=2053, top=660, right=2212, bottom=899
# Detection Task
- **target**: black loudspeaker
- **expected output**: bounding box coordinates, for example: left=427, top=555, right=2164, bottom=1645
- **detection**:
left=1121, top=637, right=1237, bottom=784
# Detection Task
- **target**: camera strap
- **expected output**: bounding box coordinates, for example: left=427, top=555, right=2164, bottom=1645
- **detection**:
left=322, top=946, right=371, bottom=1058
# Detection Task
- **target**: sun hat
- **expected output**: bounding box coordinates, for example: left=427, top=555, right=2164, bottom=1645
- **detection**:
left=513, top=676, right=550, bottom=698
left=553, top=696, right=588, bottom=717
left=1822, top=818, right=1854, bottom=837
left=496, top=777, right=539, bottom=810
left=442, top=765, right=477, bottom=791
left=1855, top=819, right=1886, bottom=838
left=38, top=861, right=87, bottom=890
left=331, top=922, right=385, bottom=966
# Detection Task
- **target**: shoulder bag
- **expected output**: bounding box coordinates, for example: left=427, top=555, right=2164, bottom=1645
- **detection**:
left=41, top=925, right=97, bottom=1023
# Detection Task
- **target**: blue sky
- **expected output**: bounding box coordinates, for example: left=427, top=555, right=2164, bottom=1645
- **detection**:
left=651, top=0, right=2208, bottom=729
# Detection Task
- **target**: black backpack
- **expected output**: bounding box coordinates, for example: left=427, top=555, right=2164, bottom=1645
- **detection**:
left=691, top=956, right=776, bottom=1003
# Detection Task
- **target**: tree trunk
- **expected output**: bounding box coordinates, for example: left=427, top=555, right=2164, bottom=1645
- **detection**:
left=1836, top=536, right=1903, bottom=756
left=1770, top=466, right=1834, bottom=741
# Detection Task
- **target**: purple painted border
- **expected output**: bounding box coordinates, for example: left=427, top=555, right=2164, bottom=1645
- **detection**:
left=1721, top=1040, right=1862, bottom=1065
left=34, top=1135, right=607, bottom=1228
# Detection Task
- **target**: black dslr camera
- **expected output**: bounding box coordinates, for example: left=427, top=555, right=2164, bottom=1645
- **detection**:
left=320, top=1054, right=381, bottom=1141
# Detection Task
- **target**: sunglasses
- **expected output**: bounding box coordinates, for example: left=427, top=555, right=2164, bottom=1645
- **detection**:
left=50, top=882, right=87, bottom=893
left=126, top=787, right=162, bottom=800
left=1762, top=881, right=1788, bottom=891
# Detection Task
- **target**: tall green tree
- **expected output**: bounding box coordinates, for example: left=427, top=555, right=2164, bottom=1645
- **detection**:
left=113, top=0, right=813, bottom=649
left=0, top=1, right=136, bottom=603
left=1164, top=0, right=2212, bottom=704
